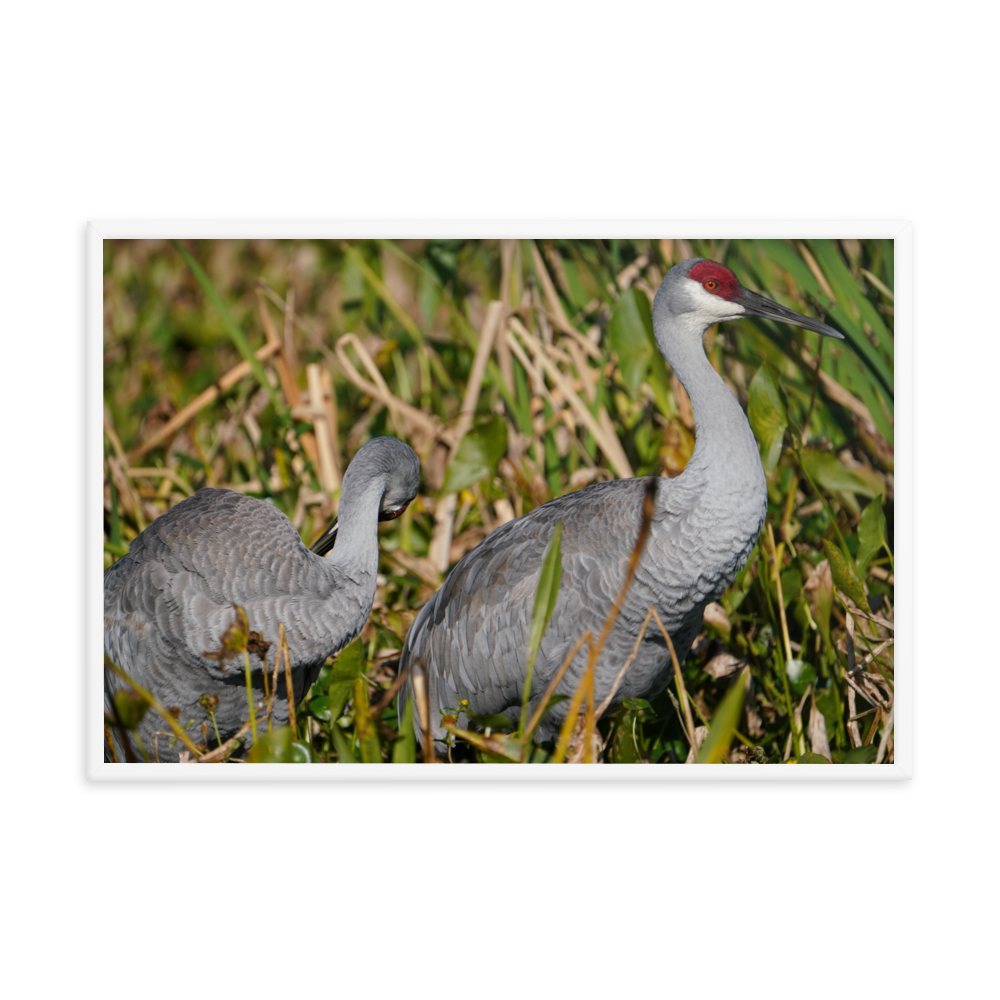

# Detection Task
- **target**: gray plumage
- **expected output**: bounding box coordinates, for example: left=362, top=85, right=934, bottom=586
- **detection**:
left=400, top=258, right=844, bottom=750
left=104, top=436, right=420, bottom=761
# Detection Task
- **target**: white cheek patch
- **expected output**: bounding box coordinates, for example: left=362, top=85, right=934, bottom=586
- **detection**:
left=688, top=280, right=745, bottom=321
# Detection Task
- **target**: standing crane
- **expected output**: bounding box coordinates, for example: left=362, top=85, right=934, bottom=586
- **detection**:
left=104, top=436, right=420, bottom=761
left=399, top=258, right=844, bottom=753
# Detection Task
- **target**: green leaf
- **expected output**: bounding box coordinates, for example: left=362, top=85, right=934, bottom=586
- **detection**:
left=750, top=241, right=824, bottom=302
left=468, top=712, right=515, bottom=732
left=804, top=240, right=894, bottom=391
left=330, top=724, right=357, bottom=763
left=816, top=686, right=841, bottom=742
left=786, top=752, right=831, bottom=764
left=806, top=560, right=834, bottom=651
left=608, top=288, right=672, bottom=415
left=608, top=698, right=656, bottom=763
left=779, top=566, right=803, bottom=608
left=822, top=540, right=870, bottom=612
left=307, top=696, right=331, bottom=722
left=856, top=495, right=889, bottom=578
left=330, top=637, right=365, bottom=682
left=246, top=726, right=293, bottom=763
left=696, top=667, right=749, bottom=763
left=112, top=689, right=150, bottom=731
left=608, top=288, right=654, bottom=395
left=836, top=744, right=878, bottom=764
left=747, top=363, right=788, bottom=472
left=392, top=698, right=416, bottom=763
left=314, top=663, right=332, bottom=693
left=354, top=678, right=382, bottom=763
left=785, top=659, right=816, bottom=697
left=291, top=741, right=313, bottom=763
left=441, top=415, right=508, bottom=494
left=519, top=522, right=564, bottom=741
left=800, top=448, right=880, bottom=515
left=327, top=637, right=366, bottom=720
left=625, top=698, right=652, bottom=710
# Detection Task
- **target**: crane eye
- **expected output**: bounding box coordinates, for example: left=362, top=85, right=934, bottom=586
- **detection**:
left=704, top=280, right=718, bottom=290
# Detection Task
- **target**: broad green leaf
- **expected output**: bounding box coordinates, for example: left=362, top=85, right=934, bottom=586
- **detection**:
left=314, top=663, right=332, bottom=693
left=856, top=495, right=889, bottom=578
left=519, top=522, right=563, bottom=741
left=291, top=741, right=313, bottom=763
left=247, top=726, right=293, bottom=763
left=822, top=540, right=870, bottom=612
left=625, top=698, right=653, bottom=710
left=327, top=637, right=366, bottom=720
left=801, top=448, right=884, bottom=508
left=837, top=744, right=878, bottom=764
left=392, top=698, right=416, bottom=763
left=608, top=288, right=671, bottom=415
left=696, top=667, right=749, bottom=763
left=609, top=723, right=643, bottom=763
left=785, top=659, right=816, bottom=697
left=786, top=752, right=831, bottom=764
left=307, top=696, right=331, bottom=722
left=330, top=637, right=365, bottom=682
left=779, top=566, right=803, bottom=608
left=815, top=686, right=841, bottom=742
left=441, top=415, right=508, bottom=494
left=747, top=363, right=788, bottom=472
left=112, top=689, right=150, bottom=731
left=609, top=288, right=655, bottom=396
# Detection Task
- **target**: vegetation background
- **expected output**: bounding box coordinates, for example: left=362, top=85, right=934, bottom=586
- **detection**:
left=103, top=237, right=895, bottom=764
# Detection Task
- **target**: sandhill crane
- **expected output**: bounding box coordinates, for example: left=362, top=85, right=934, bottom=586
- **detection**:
left=104, top=436, right=420, bottom=761
left=399, top=258, right=844, bottom=753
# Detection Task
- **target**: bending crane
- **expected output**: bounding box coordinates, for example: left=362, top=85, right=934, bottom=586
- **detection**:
left=104, top=436, right=419, bottom=761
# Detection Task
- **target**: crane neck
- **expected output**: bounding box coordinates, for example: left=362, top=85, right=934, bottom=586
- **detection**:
left=325, top=473, right=387, bottom=585
left=655, top=312, right=762, bottom=488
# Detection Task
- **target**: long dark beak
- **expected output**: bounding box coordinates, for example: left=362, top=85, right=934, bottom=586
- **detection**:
left=738, top=288, right=844, bottom=339
left=309, top=518, right=338, bottom=557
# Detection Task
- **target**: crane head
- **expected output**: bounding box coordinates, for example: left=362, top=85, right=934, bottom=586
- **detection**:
left=309, top=437, right=420, bottom=556
left=664, top=258, right=844, bottom=339
left=374, top=437, right=421, bottom=521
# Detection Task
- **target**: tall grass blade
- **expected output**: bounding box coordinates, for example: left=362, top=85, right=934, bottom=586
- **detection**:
left=170, top=240, right=282, bottom=411
left=393, top=698, right=416, bottom=763
left=695, top=667, right=749, bottom=764
left=856, top=494, right=889, bottom=578
left=518, top=521, right=563, bottom=744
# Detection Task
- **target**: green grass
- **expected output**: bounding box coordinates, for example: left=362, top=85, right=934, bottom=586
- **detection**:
left=103, top=237, right=894, bottom=764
